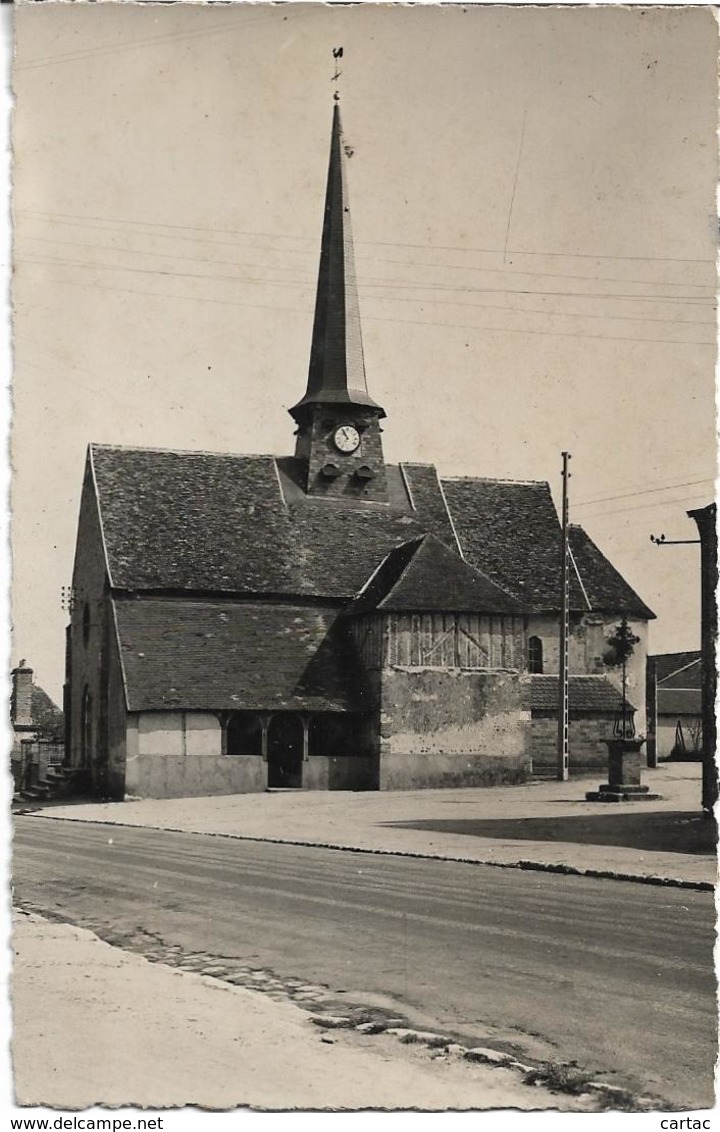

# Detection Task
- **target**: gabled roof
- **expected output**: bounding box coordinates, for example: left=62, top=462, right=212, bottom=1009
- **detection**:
left=440, top=478, right=564, bottom=609
left=530, top=675, right=630, bottom=714
left=567, top=526, right=655, bottom=620
left=113, top=597, right=367, bottom=713
left=89, top=444, right=654, bottom=620
left=439, top=478, right=654, bottom=618
left=348, top=534, right=524, bottom=616
left=91, top=446, right=454, bottom=598
left=649, top=651, right=701, bottom=687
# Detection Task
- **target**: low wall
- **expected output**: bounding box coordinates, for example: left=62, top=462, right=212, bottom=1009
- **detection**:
left=127, top=754, right=266, bottom=799
left=379, top=750, right=530, bottom=791
left=531, top=714, right=615, bottom=773
left=302, top=755, right=379, bottom=791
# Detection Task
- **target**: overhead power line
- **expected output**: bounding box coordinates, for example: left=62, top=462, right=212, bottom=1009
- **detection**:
left=15, top=9, right=304, bottom=72
left=574, top=477, right=716, bottom=508
left=19, top=254, right=715, bottom=310
left=16, top=207, right=714, bottom=267
left=18, top=243, right=714, bottom=327
left=24, top=270, right=715, bottom=348
left=22, top=229, right=713, bottom=293
left=579, top=492, right=714, bottom=521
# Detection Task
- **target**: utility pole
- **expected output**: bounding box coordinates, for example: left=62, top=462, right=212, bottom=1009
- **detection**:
left=557, top=451, right=571, bottom=781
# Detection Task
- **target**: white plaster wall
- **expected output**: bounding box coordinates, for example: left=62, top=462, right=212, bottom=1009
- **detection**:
left=138, top=712, right=183, bottom=756
left=185, top=713, right=222, bottom=757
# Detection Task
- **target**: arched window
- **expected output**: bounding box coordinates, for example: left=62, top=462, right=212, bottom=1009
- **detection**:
left=82, top=603, right=91, bottom=647
left=528, top=636, right=544, bottom=674
left=226, top=712, right=263, bottom=756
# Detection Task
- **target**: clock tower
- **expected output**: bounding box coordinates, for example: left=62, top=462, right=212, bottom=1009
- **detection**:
left=290, top=104, right=388, bottom=503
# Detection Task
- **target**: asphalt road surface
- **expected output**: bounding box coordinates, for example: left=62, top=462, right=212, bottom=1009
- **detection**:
left=13, top=816, right=716, bottom=1108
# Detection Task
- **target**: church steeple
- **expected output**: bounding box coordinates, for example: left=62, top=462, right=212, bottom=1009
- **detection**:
left=291, top=104, right=388, bottom=502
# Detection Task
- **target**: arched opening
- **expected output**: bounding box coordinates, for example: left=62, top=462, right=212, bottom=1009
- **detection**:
left=267, top=713, right=304, bottom=788
left=80, top=685, right=92, bottom=768
left=528, top=636, right=544, bottom=674
left=226, top=712, right=263, bottom=756
left=309, top=713, right=357, bottom=758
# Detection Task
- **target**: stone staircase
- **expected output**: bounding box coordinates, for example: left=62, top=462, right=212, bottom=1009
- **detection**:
left=14, top=764, right=91, bottom=806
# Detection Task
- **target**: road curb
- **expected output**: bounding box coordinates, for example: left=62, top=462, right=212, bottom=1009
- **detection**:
left=20, top=810, right=715, bottom=891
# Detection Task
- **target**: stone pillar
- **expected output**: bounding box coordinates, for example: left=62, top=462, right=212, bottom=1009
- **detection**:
left=301, top=714, right=310, bottom=762
left=259, top=714, right=270, bottom=762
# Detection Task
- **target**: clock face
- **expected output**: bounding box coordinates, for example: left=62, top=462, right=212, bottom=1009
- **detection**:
left=333, top=424, right=360, bottom=454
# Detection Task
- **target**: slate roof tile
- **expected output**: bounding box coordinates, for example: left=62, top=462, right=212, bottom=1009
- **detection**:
left=92, top=447, right=457, bottom=599
left=349, top=534, right=524, bottom=615
left=440, top=478, right=654, bottom=618
left=567, top=525, right=655, bottom=620
left=113, top=598, right=367, bottom=713
left=91, top=445, right=654, bottom=619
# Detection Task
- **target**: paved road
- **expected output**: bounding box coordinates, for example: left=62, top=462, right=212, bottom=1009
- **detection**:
left=13, top=817, right=716, bottom=1108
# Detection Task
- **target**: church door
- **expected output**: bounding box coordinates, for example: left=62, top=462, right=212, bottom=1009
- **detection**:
left=267, top=714, right=304, bottom=788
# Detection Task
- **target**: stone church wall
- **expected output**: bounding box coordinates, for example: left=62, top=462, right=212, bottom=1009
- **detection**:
left=377, top=667, right=531, bottom=789
left=67, top=470, right=111, bottom=782
left=527, top=613, right=649, bottom=734
left=105, top=629, right=128, bottom=799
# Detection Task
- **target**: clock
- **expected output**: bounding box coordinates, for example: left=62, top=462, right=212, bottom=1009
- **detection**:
left=333, top=424, right=360, bottom=454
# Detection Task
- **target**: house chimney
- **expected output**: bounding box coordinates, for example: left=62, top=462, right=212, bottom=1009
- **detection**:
left=11, top=663, right=33, bottom=728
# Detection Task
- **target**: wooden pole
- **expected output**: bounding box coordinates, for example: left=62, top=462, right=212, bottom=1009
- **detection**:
left=557, top=452, right=571, bottom=781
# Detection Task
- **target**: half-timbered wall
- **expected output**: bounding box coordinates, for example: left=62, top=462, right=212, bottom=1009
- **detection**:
left=348, top=613, right=524, bottom=672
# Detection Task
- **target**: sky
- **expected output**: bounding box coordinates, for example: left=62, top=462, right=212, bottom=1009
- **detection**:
left=11, top=3, right=718, bottom=705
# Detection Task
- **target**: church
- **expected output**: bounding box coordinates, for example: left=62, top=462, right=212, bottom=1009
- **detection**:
left=65, top=105, right=654, bottom=800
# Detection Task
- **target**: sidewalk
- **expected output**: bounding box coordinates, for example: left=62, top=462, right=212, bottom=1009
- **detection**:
left=25, top=762, right=716, bottom=887
left=12, top=911, right=593, bottom=1110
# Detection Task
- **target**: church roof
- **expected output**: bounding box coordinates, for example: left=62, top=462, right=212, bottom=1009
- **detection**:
left=91, top=446, right=454, bottom=598
left=90, top=445, right=654, bottom=618
left=567, top=525, right=655, bottom=619
left=349, top=534, right=524, bottom=615
left=113, top=597, right=367, bottom=713
left=441, top=478, right=654, bottom=618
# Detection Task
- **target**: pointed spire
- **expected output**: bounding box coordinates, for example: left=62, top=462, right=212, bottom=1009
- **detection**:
left=290, top=104, right=384, bottom=421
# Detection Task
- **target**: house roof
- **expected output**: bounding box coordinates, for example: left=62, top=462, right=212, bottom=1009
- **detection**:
left=113, top=597, right=367, bottom=713
left=649, top=651, right=702, bottom=687
left=657, top=687, right=702, bottom=717
left=530, top=675, right=631, bottom=714
left=348, top=534, right=524, bottom=616
left=90, top=445, right=654, bottom=619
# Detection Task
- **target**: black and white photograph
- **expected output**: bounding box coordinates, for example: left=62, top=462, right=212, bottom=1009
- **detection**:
left=8, top=0, right=718, bottom=1117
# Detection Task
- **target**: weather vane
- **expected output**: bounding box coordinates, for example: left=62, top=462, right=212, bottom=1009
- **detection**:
left=332, top=46, right=343, bottom=101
